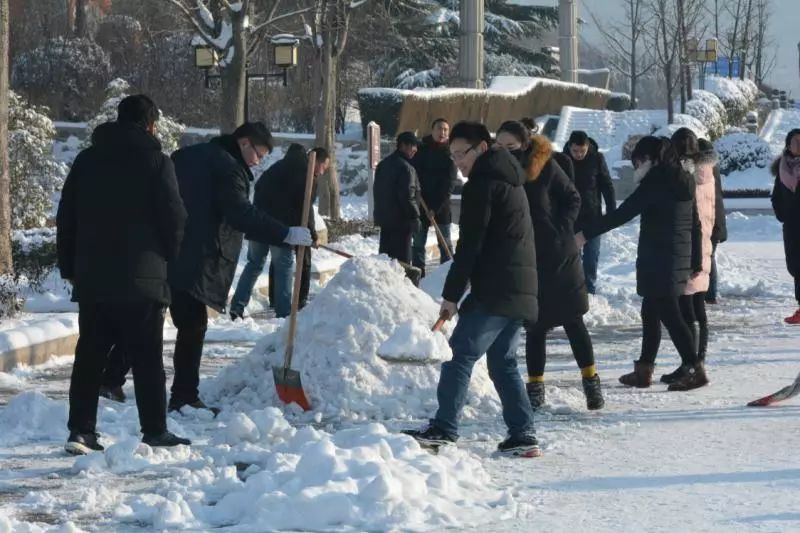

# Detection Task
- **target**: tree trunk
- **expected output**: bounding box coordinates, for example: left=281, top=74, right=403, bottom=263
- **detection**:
left=219, top=9, right=247, bottom=133
left=677, top=0, right=687, bottom=113
left=314, top=28, right=340, bottom=219
left=0, top=0, right=12, bottom=275
left=630, top=27, right=638, bottom=110
left=739, top=0, right=754, bottom=80
left=75, top=0, right=87, bottom=38
left=665, top=67, right=674, bottom=124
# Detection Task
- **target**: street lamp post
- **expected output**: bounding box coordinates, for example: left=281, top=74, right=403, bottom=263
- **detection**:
left=686, top=38, right=718, bottom=90
left=194, top=35, right=300, bottom=122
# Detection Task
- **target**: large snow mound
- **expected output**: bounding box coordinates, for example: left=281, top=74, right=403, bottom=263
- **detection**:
left=204, top=256, right=501, bottom=422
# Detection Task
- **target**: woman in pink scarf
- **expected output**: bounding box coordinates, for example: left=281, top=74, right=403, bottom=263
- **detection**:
left=771, top=128, right=800, bottom=324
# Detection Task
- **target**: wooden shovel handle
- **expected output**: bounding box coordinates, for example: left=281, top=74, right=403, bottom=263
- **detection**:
left=432, top=317, right=446, bottom=332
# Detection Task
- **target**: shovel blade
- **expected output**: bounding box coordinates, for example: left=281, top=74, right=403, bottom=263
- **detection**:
left=272, top=366, right=312, bottom=411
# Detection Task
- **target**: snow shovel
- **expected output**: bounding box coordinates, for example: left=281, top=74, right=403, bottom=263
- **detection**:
left=272, top=151, right=316, bottom=412
left=319, top=244, right=422, bottom=286
left=376, top=316, right=448, bottom=364
left=419, top=197, right=454, bottom=261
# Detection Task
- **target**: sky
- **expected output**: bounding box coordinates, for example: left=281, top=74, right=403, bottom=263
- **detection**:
left=532, top=0, right=800, bottom=97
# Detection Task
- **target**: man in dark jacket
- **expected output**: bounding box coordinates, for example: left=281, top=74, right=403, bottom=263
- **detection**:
left=404, top=122, right=539, bottom=456
left=373, top=132, right=421, bottom=263
left=412, top=119, right=457, bottom=275
left=699, top=139, right=726, bottom=304
left=57, top=95, right=190, bottom=454
left=564, top=130, right=616, bottom=294
left=230, top=145, right=331, bottom=319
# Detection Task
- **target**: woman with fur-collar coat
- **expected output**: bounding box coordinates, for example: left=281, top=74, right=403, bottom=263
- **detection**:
left=771, top=128, right=800, bottom=324
left=496, top=121, right=604, bottom=412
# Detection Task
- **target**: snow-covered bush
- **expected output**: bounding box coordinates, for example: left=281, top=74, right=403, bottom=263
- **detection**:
left=684, top=90, right=727, bottom=140
left=714, top=132, right=772, bottom=176
left=703, top=75, right=757, bottom=126
left=8, top=92, right=69, bottom=229
left=0, top=276, right=21, bottom=319
left=12, top=37, right=112, bottom=120
left=84, top=79, right=185, bottom=154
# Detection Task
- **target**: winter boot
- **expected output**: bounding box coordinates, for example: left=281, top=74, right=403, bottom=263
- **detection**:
left=582, top=374, right=605, bottom=410
left=99, top=385, right=126, bottom=403
left=402, top=425, right=456, bottom=448
left=667, top=363, right=709, bottom=391
left=497, top=433, right=542, bottom=457
left=618, top=360, right=654, bottom=388
left=142, top=431, right=191, bottom=448
left=65, top=431, right=104, bottom=455
left=784, top=309, right=800, bottom=324
left=526, top=381, right=545, bottom=410
left=660, top=365, right=688, bottom=384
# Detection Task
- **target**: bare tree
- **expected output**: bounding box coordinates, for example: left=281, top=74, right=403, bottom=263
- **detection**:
left=750, top=0, right=776, bottom=86
left=75, top=0, right=88, bottom=37
left=647, top=0, right=680, bottom=123
left=588, top=0, right=655, bottom=109
left=738, top=0, right=754, bottom=80
left=721, top=0, right=744, bottom=78
left=162, top=0, right=312, bottom=133
left=0, top=0, right=12, bottom=275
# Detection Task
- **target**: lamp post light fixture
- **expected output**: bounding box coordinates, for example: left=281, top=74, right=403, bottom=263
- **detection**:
left=193, top=35, right=301, bottom=121
left=686, top=37, right=718, bottom=90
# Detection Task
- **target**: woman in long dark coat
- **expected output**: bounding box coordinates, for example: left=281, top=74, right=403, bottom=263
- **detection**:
left=496, top=121, right=604, bottom=411
left=577, top=136, right=707, bottom=391
left=771, top=128, right=800, bottom=324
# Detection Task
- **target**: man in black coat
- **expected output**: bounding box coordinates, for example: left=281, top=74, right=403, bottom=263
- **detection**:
left=373, top=131, right=421, bottom=263
left=57, top=95, right=190, bottom=454
left=230, top=145, right=331, bottom=319
left=404, top=122, right=539, bottom=456
left=412, top=119, right=458, bottom=275
left=564, top=130, right=616, bottom=294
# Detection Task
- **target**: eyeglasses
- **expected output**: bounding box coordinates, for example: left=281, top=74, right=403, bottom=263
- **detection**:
left=452, top=145, right=478, bottom=161
left=246, top=142, right=270, bottom=164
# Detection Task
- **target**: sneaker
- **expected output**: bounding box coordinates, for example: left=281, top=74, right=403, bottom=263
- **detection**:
left=660, top=365, right=688, bottom=384
left=526, top=381, right=545, bottom=410
left=402, top=425, right=456, bottom=448
left=785, top=309, right=800, bottom=325
left=99, top=385, right=126, bottom=403
left=142, top=431, right=191, bottom=447
left=497, top=434, right=542, bottom=457
left=169, top=399, right=220, bottom=417
left=582, top=374, right=605, bottom=410
left=667, top=363, right=709, bottom=391
left=230, top=310, right=244, bottom=321
left=65, top=431, right=104, bottom=455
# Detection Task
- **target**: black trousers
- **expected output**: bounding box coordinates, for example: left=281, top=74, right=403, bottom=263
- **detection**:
left=680, top=292, right=708, bottom=360
left=69, top=301, right=167, bottom=436
left=103, top=289, right=208, bottom=406
left=525, top=318, right=595, bottom=377
left=639, top=295, right=698, bottom=366
left=379, top=228, right=412, bottom=264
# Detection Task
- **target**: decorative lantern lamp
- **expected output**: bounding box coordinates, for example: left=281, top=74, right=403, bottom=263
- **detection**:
left=271, top=34, right=300, bottom=68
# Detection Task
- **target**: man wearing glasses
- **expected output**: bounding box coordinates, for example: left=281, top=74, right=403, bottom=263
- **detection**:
left=405, top=122, right=540, bottom=457
left=163, top=122, right=313, bottom=414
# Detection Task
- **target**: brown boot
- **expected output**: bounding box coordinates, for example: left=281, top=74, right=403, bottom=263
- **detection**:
left=619, top=360, right=654, bottom=388
left=667, top=363, right=709, bottom=391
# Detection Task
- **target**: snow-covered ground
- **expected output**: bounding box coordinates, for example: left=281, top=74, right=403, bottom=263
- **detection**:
left=1, top=213, right=799, bottom=531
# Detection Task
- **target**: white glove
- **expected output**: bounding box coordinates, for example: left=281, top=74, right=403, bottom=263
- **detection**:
left=284, top=226, right=313, bottom=246
left=440, top=300, right=458, bottom=321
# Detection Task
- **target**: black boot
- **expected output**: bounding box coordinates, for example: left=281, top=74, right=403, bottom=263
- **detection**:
left=65, top=431, right=104, bottom=455
left=169, top=398, right=220, bottom=417
left=142, top=431, right=191, bottom=447
left=99, top=385, right=126, bottom=403
left=667, top=363, right=709, bottom=391
left=660, top=365, right=688, bottom=384
left=582, top=374, right=605, bottom=410
left=526, top=382, right=545, bottom=410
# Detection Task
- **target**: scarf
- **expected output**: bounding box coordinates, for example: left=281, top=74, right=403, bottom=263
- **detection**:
left=779, top=153, right=800, bottom=193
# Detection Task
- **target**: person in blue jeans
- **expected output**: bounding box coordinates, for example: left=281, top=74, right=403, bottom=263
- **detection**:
left=404, top=121, right=540, bottom=456
left=230, top=145, right=331, bottom=319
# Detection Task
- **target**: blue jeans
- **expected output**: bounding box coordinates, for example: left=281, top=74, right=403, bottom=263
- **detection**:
left=269, top=245, right=296, bottom=318
left=412, top=222, right=453, bottom=273
left=582, top=235, right=602, bottom=294
left=433, top=299, right=535, bottom=440
left=230, top=240, right=270, bottom=315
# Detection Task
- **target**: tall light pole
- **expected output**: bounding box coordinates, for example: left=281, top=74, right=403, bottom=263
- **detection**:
left=559, top=0, right=579, bottom=83
left=459, top=0, right=484, bottom=89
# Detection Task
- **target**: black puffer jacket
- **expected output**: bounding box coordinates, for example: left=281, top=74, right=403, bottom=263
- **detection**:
left=168, top=136, right=289, bottom=312
left=57, top=122, right=186, bottom=305
left=564, top=138, right=616, bottom=231
left=251, top=143, right=317, bottom=244
left=373, top=150, right=421, bottom=231
left=412, top=135, right=458, bottom=224
left=771, top=154, right=800, bottom=275
left=443, top=146, right=538, bottom=322
left=516, top=136, right=587, bottom=328
left=583, top=162, right=700, bottom=297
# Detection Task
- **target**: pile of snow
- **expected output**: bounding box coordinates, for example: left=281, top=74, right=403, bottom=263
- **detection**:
left=377, top=320, right=450, bottom=362
left=760, top=107, right=800, bottom=155
left=0, top=391, right=68, bottom=446
left=204, top=256, right=501, bottom=422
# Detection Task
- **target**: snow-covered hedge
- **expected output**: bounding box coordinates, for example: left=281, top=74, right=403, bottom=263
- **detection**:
left=9, top=92, right=68, bottom=229
left=357, top=89, right=405, bottom=138
left=84, top=79, right=185, bottom=154
left=684, top=90, right=727, bottom=140
left=714, top=132, right=772, bottom=176
left=703, top=76, right=757, bottom=126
